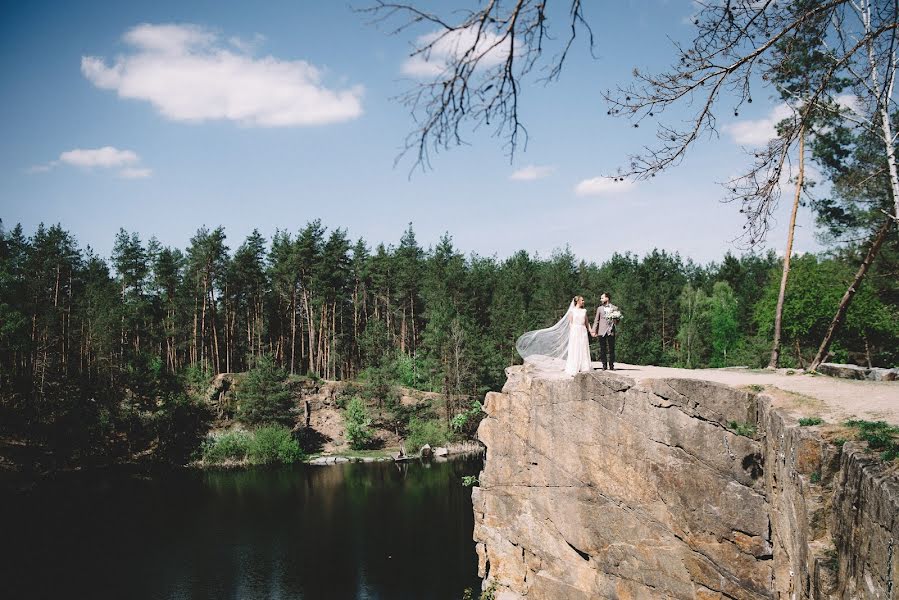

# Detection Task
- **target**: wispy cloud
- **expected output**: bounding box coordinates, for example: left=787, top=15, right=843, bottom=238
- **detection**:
left=724, top=103, right=794, bottom=146
left=28, top=146, right=151, bottom=179
left=82, top=23, right=364, bottom=127
left=118, top=167, right=153, bottom=179
left=401, top=25, right=513, bottom=78
left=510, top=165, right=555, bottom=181
left=575, top=177, right=636, bottom=196
left=60, top=146, right=139, bottom=168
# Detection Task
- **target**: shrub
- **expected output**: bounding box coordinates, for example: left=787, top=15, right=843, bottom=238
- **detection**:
left=451, top=400, right=485, bottom=437
left=201, top=426, right=303, bottom=465
left=345, top=396, right=373, bottom=450
left=236, top=356, right=294, bottom=426
left=202, top=430, right=253, bottom=464
left=405, top=417, right=448, bottom=452
left=798, top=417, right=824, bottom=426
left=248, top=425, right=304, bottom=464
left=728, top=421, right=757, bottom=438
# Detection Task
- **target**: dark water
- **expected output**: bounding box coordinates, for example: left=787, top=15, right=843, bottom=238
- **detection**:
left=2, top=457, right=483, bottom=600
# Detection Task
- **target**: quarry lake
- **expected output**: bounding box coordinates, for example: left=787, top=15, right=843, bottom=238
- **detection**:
left=3, top=456, right=483, bottom=600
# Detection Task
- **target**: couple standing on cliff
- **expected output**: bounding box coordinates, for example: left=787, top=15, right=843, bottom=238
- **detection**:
left=515, top=293, right=622, bottom=376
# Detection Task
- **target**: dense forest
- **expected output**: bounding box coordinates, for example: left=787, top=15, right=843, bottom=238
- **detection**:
left=1, top=218, right=897, bottom=468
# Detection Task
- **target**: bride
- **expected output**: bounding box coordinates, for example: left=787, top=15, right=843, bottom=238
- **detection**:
left=516, top=296, right=593, bottom=375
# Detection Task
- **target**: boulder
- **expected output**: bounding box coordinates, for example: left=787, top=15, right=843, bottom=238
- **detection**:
left=817, top=362, right=868, bottom=380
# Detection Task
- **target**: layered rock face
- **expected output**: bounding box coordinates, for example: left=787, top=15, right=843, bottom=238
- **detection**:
left=472, top=365, right=898, bottom=599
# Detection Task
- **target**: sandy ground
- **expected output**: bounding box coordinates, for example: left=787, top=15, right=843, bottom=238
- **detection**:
left=527, top=360, right=899, bottom=425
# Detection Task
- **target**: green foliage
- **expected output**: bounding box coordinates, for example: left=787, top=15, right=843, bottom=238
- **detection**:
left=1, top=216, right=897, bottom=472
left=844, top=419, right=899, bottom=461
left=461, top=581, right=498, bottom=600
left=249, top=425, right=304, bottom=464
left=810, top=471, right=821, bottom=483
left=729, top=421, right=758, bottom=438
left=202, top=430, right=253, bottom=464
left=708, top=282, right=740, bottom=367
left=405, top=417, right=448, bottom=452
left=344, top=396, right=373, bottom=450
left=461, top=475, right=479, bottom=487
left=451, top=400, right=485, bottom=436
left=154, top=393, right=212, bottom=464
left=676, top=284, right=710, bottom=368
left=754, top=254, right=899, bottom=368
left=799, top=417, right=824, bottom=426
left=236, top=356, right=294, bottom=426
left=201, top=426, right=303, bottom=465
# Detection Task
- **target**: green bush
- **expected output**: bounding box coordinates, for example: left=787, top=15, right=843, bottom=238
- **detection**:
left=345, top=396, right=373, bottom=450
left=798, top=417, right=824, bottom=426
left=201, top=426, right=303, bottom=465
left=236, top=356, right=294, bottom=425
left=202, top=430, right=253, bottom=464
left=451, top=400, right=484, bottom=436
left=728, top=421, right=757, bottom=438
left=405, top=417, right=448, bottom=452
left=248, top=425, right=304, bottom=464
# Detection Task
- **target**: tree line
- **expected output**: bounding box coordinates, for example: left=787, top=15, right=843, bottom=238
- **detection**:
left=1, top=219, right=897, bottom=467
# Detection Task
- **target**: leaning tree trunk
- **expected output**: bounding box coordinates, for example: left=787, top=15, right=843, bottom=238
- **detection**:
left=769, top=128, right=805, bottom=369
left=809, top=216, right=893, bottom=371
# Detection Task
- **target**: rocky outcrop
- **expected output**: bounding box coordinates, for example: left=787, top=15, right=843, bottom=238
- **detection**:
left=817, top=363, right=899, bottom=382
left=472, top=365, right=899, bottom=599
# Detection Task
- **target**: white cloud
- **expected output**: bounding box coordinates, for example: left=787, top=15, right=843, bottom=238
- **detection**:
left=28, top=146, right=150, bottom=178
left=510, top=165, right=555, bottom=181
left=26, top=162, right=57, bottom=174
left=724, top=103, right=794, bottom=145
left=82, top=23, right=364, bottom=127
left=575, top=177, right=636, bottom=197
left=401, top=25, right=513, bottom=78
left=118, top=167, right=153, bottom=179
left=60, top=146, right=140, bottom=168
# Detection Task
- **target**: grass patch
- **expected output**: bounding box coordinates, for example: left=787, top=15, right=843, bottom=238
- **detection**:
left=843, top=419, right=899, bottom=462
left=746, top=384, right=765, bottom=393
left=729, top=421, right=757, bottom=438
left=799, top=417, right=824, bottom=426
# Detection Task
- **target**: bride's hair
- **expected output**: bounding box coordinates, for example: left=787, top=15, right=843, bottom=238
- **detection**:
left=572, top=295, right=584, bottom=305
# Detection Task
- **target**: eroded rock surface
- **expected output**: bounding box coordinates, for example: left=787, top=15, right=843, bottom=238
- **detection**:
left=473, top=364, right=898, bottom=599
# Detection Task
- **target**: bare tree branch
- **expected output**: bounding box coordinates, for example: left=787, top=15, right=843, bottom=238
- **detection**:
left=359, top=0, right=595, bottom=173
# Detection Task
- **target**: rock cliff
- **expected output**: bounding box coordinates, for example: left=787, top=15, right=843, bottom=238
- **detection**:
left=472, top=364, right=899, bottom=599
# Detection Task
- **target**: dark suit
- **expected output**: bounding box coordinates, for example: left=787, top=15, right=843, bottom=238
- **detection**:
left=592, top=303, right=619, bottom=369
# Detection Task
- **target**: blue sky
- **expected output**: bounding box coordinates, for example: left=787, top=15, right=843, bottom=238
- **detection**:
left=0, top=0, right=822, bottom=264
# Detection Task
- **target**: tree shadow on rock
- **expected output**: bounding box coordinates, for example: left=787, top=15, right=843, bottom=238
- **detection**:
left=296, top=427, right=331, bottom=454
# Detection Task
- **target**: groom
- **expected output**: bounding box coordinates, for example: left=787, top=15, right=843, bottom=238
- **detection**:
left=591, top=292, right=619, bottom=371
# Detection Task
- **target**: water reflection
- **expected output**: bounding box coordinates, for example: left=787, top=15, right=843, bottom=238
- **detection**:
left=2, top=457, right=483, bottom=600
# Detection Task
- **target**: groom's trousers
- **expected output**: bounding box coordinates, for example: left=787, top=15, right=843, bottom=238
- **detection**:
left=598, top=334, right=615, bottom=368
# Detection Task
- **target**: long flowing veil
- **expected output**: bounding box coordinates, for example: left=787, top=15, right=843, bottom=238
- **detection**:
left=515, top=301, right=575, bottom=362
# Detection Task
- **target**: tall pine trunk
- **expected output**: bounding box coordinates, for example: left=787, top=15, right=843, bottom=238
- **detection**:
left=769, top=128, right=805, bottom=369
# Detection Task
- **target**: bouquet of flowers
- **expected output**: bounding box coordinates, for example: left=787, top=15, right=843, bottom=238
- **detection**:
left=603, top=306, right=622, bottom=321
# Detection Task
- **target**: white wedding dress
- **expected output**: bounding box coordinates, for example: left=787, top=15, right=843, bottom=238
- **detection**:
left=515, top=301, right=593, bottom=376
left=564, top=307, right=592, bottom=375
